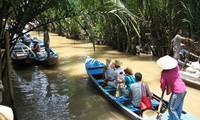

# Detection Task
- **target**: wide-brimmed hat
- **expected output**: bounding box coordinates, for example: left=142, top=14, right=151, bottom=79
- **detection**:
left=112, top=59, right=123, bottom=66
left=156, top=55, right=178, bottom=70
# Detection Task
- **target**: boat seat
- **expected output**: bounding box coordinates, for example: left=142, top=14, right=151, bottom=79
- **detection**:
left=124, top=99, right=159, bottom=112
left=97, top=79, right=105, bottom=83
left=151, top=100, right=159, bottom=107
left=126, top=105, right=140, bottom=112
left=104, top=87, right=116, bottom=92
left=118, top=96, right=132, bottom=102
left=117, top=96, right=159, bottom=106
left=88, top=68, right=104, bottom=75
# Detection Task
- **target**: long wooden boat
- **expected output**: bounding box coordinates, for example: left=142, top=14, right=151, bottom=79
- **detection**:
left=11, top=41, right=36, bottom=65
left=178, top=60, right=200, bottom=90
left=32, top=37, right=59, bottom=66
left=85, top=57, right=198, bottom=120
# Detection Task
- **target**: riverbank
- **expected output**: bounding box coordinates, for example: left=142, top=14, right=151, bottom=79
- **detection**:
left=31, top=31, right=200, bottom=119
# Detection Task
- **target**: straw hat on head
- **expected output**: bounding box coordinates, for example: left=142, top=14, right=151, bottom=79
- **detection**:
left=156, top=55, right=178, bottom=70
left=112, top=59, right=123, bottom=67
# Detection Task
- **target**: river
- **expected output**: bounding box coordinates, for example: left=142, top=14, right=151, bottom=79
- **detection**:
left=4, top=32, right=200, bottom=120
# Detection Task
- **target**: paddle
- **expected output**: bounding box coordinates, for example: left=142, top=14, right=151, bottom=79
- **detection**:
left=156, top=90, right=165, bottom=120
left=143, top=91, right=165, bottom=119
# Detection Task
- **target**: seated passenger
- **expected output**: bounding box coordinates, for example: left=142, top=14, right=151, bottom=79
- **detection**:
left=121, top=67, right=136, bottom=96
left=179, top=43, right=190, bottom=61
left=111, top=60, right=125, bottom=98
left=103, top=57, right=112, bottom=78
left=32, top=40, right=40, bottom=53
left=129, top=72, right=152, bottom=108
left=179, top=43, right=190, bottom=70
left=104, top=58, right=116, bottom=88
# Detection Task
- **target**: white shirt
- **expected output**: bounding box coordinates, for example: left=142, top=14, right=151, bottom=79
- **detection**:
left=105, top=64, right=115, bottom=79
left=172, top=34, right=184, bottom=52
left=113, top=67, right=124, bottom=82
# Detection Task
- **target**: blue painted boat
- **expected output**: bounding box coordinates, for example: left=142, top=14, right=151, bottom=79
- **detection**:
left=85, top=57, right=198, bottom=120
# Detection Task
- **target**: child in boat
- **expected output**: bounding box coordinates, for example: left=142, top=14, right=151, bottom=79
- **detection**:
left=121, top=67, right=136, bottom=96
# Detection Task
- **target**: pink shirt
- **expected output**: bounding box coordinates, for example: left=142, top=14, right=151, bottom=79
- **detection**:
left=160, top=66, right=186, bottom=95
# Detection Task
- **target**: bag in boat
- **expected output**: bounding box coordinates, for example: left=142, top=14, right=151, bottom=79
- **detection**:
left=140, top=83, right=152, bottom=110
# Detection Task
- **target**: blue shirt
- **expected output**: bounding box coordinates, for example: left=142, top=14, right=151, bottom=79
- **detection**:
left=124, top=75, right=136, bottom=90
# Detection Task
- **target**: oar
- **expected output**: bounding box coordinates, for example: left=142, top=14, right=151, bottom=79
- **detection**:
left=189, top=52, right=200, bottom=59
left=156, top=90, right=165, bottom=120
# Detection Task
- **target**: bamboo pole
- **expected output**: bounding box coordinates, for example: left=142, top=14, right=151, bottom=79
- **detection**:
left=0, top=48, right=3, bottom=103
left=5, top=31, right=17, bottom=120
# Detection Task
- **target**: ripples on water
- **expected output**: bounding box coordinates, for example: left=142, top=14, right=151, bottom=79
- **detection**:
left=7, top=62, right=129, bottom=120
left=12, top=65, right=73, bottom=120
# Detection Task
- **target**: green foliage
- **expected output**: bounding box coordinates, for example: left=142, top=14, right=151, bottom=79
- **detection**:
left=1, top=0, right=200, bottom=56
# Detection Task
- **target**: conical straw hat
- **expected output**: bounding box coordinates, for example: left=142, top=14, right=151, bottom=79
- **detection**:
left=156, top=55, right=178, bottom=70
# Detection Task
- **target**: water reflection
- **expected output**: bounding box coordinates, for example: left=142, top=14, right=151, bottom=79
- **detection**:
left=10, top=63, right=128, bottom=120
left=12, top=65, right=71, bottom=120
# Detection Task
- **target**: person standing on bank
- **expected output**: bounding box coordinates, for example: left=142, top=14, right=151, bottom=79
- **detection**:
left=157, top=55, right=187, bottom=120
left=172, top=28, right=193, bottom=60
left=43, top=25, right=50, bottom=59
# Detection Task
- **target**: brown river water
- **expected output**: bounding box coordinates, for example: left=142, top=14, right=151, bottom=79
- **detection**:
left=5, top=32, right=199, bottom=120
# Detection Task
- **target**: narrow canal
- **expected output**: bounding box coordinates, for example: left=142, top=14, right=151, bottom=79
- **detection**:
left=3, top=32, right=200, bottom=120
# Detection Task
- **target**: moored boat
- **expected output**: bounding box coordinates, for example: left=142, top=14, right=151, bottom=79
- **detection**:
left=85, top=57, right=198, bottom=120
left=178, top=59, right=200, bottom=90
left=11, top=41, right=36, bottom=65
left=31, top=37, right=59, bottom=66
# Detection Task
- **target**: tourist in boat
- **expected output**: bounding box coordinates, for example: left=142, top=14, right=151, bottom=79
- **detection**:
left=121, top=67, right=136, bottom=96
left=172, top=28, right=193, bottom=60
left=103, top=57, right=113, bottom=79
left=111, top=60, right=125, bottom=98
left=104, top=57, right=116, bottom=88
left=157, top=55, right=187, bottom=120
left=32, top=40, right=40, bottom=53
left=129, top=72, right=152, bottom=108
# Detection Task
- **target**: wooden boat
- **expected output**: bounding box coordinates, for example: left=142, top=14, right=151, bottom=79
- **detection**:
left=11, top=41, right=36, bottom=65
left=85, top=57, right=198, bottom=120
left=31, top=37, right=59, bottom=66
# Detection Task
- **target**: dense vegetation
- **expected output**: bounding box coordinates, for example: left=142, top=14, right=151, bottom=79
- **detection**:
left=1, top=0, right=200, bottom=56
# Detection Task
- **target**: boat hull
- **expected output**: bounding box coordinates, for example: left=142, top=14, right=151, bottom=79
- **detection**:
left=178, top=60, right=200, bottom=90
left=85, top=58, right=198, bottom=120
